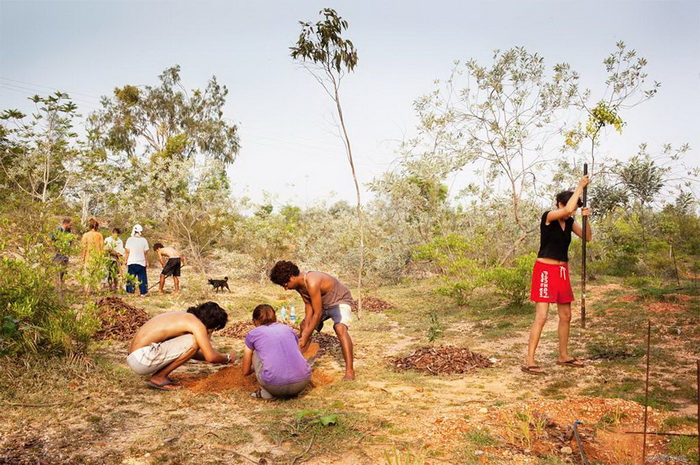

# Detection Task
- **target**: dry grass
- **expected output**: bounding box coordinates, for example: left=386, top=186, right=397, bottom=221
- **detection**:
left=1, top=274, right=697, bottom=464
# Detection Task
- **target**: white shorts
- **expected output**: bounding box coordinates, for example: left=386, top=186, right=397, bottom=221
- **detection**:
left=126, top=334, right=195, bottom=375
left=317, top=303, right=352, bottom=330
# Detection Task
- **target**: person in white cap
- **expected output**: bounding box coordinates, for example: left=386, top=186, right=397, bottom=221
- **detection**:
left=124, top=224, right=150, bottom=296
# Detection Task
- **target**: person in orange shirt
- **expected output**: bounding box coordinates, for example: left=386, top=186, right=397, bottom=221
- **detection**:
left=81, top=218, right=104, bottom=293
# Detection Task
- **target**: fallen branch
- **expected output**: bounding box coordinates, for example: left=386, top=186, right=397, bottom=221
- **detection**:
left=291, top=433, right=316, bottom=465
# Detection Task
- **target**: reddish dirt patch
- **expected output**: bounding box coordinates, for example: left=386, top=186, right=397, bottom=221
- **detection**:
left=616, top=294, right=639, bottom=303
left=310, top=369, right=336, bottom=388
left=302, top=342, right=320, bottom=360
left=176, top=365, right=334, bottom=393
left=644, top=302, right=686, bottom=315
left=392, top=345, right=492, bottom=375
left=425, top=397, right=675, bottom=465
left=177, top=364, right=258, bottom=393
left=662, top=293, right=693, bottom=302
left=94, top=297, right=149, bottom=341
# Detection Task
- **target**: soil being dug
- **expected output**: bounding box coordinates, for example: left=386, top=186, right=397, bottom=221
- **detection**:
left=178, top=364, right=258, bottom=393
left=351, top=296, right=395, bottom=313
left=94, top=297, right=150, bottom=341
left=392, top=345, right=493, bottom=375
left=301, top=342, right=320, bottom=360
left=176, top=364, right=335, bottom=393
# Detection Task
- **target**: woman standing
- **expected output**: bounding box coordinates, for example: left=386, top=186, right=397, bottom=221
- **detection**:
left=522, top=175, right=592, bottom=375
left=242, top=304, right=312, bottom=399
left=81, top=218, right=104, bottom=294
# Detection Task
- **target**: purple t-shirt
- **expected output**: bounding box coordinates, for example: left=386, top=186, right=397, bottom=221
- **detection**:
left=244, top=323, right=311, bottom=386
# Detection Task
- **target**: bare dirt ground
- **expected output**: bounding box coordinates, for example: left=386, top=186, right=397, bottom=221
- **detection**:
left=0, top=273, right=698, bottom=465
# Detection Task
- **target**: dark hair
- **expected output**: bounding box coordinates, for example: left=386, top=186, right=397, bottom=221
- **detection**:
left=187, top=301, right=228, bottom=330
left=153, top=243, right=164, bottom=251
left=62, top=217, right=72, bottom=226
left=269, top=260, right=300, bottom=286
left=112, top=227, right=121, bottom=234
left=88, top=218, right=99, bottom=231
left=252, top=304, right=276, bottom=326
left=555, top=190, right=583, bottom=208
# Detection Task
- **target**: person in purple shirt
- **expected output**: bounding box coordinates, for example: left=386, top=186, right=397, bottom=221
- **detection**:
left=242, top=304, right=312, bottom=399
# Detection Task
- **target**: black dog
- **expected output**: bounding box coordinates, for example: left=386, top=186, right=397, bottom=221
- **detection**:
left=208, top=276, right=229, bottom=292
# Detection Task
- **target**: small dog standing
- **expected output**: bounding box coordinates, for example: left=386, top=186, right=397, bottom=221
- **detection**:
left=208, top=276, right=229, bottom=292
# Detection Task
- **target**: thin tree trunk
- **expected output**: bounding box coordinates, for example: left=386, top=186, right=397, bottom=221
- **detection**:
left=334, top=85, right=364, bottom=319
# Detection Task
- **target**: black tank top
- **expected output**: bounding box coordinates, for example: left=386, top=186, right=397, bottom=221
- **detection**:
left=537, top=211, right=574, bottom=262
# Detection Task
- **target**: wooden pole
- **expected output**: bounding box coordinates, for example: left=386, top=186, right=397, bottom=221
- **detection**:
left=642, top=320, right=651, bottom=464
left=581, top=163, right=588, bottom=329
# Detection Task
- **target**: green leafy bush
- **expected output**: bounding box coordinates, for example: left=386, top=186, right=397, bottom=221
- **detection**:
left=489, top=253, right=536, bottom=308
left=0, top=226, right=100, bottom=357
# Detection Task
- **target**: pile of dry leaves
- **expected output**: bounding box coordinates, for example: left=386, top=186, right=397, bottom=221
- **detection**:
left=94, top=297, right=150, bottom=341
left=351, top=296, right=395, bottom=313
left=392, top=345, right=492, bottom=375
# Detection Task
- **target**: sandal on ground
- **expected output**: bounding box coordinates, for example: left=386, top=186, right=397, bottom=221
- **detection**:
left=520, top=365, right=546, bottom=375
left=147, top=380, right=180, bottom=391
left=557, top=358, right=584, bottom=368
left=250, top=388, right=274, bottom=400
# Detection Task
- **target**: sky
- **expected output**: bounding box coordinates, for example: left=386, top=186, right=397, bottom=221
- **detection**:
left=1, top=0, right=699, bottom=209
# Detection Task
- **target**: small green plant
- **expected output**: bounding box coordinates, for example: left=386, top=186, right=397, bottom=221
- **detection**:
left=295, top=409, right=339, bottom=427
left=668, top=435, right=698, bottom=465
left=464, top=429, right=496, bottom=447
left=426, top=311, right=443, bottom=342
left=595, top=407, right=627, bottom=431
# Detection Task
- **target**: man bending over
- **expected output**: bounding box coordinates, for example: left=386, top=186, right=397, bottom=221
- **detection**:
left=127, top=301, right=235, bottom=390
left=269, top=260, right=355, bottom=380
left=153, top=243, right=185, bottom=294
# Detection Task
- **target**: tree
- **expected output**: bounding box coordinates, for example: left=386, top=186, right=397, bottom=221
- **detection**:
left=565, top=41, right=660, bottom=175
left=87, top=66, right=240, bottom=221
left=405, top=47, right=580, bottom=263
left=0, top=92, right=82, bottom=204
left=290, top=8, right=366, bottom=315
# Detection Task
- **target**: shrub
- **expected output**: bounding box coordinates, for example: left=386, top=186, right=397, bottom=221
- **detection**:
left=489, top=253, right=536, bottom=308
left=0, top=222, right=100, bottom=357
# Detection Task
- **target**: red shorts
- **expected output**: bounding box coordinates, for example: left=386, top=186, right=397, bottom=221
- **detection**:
left=530, top=261, right=574, bottom=304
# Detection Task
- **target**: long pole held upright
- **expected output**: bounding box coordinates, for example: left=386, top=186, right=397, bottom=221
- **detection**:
left=581, top=163, right=588, bottom=329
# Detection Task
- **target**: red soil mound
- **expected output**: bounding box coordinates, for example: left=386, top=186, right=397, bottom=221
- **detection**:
left=177, top=364, right=258, bottom=393
left=302, top=342, right=320, bottom=360
left=177, top=365, right=334, bottom=393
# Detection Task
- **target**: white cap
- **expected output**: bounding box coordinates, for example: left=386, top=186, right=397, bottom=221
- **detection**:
left=132, top=224, right=143, bottom=236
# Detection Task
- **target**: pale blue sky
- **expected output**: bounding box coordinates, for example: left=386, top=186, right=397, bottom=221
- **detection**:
left=1, top=0, right=698, bottom=207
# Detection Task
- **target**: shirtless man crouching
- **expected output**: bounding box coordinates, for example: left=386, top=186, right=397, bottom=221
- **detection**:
left=127, top=301, right=235, bottom=390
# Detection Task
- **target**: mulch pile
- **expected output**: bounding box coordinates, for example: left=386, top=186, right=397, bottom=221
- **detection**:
left=351, top=296, right=395, bottom=313
left=94, top=297, right=150, bottom=341
left=392, top=345, right=492, bottom=375
left=218, top=321, right=256, bottom=338
left=311, top=332, right=340, bottom=355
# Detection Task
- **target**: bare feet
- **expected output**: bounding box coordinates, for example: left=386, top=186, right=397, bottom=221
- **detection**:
left=342, top=371, right=355, bottom=381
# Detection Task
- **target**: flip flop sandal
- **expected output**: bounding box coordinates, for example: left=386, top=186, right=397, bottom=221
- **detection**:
left=250, top=389, right=273, bottom=400
left=147, top=380, right=179, bottom=391
left=520, top=365, right=546, bottom=375
left=557, top=358, right=584, bottom=368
